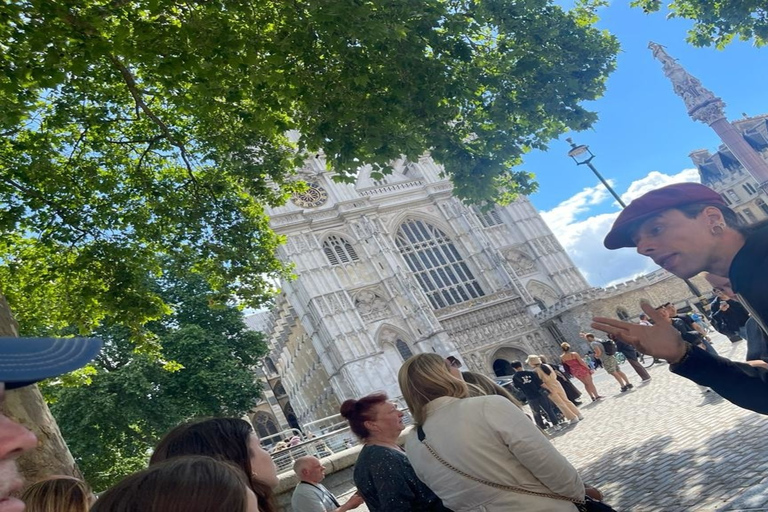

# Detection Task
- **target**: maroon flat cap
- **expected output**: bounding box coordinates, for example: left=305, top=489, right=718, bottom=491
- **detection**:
left=603, top=182, right=725, bottom=250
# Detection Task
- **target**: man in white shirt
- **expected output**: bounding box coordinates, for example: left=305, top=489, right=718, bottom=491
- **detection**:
left=291, top=456, right=364, bottom=512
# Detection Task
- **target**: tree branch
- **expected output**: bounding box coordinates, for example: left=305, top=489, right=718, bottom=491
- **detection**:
left=108, top=55, right=199, bottom=186
left=0, top=173, right=99, bottom=240
left=66, top=125, right=91, bottom=169
left=136, top=136, right=163, bottom=172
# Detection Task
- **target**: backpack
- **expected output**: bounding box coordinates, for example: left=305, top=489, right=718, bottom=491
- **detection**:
left=601, top=339, right=617, bottom=356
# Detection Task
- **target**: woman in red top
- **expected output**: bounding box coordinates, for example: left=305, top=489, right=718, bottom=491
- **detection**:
left=560, top=343, right=603, bottom=402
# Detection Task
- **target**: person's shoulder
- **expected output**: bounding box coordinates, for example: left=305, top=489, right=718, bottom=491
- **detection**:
left=362, top=444, right=404, bottom=462
left=479, top=393, right=520, bottom=409
left=291, top=482, right=318, bottom=501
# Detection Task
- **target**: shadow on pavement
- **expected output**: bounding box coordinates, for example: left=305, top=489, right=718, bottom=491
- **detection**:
left=576, top=415, right=768, bottom=511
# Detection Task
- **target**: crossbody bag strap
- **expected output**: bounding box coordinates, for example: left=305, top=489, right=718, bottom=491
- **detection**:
left=300, top=481, right=340, bottom=507
left=416, top=426, right=585, bottom=506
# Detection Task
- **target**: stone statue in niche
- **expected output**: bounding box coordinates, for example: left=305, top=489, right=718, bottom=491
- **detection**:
left=355, top=290, right=391, bottom=319
left=540, top=237, right=555, bottom=253
left=504, top=249, right=536, bottom=275
left=354, top=215, right=379, bottom=238
left=527, top=281, right=560, bottom=307
left=470, top=353, right=482, bottom=372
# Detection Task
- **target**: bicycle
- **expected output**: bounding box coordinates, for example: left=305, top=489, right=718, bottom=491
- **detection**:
left=637, top=352, right=664, bottom=369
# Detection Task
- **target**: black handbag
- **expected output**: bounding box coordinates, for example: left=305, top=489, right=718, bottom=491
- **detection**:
left=578, top=495, right=619, bottom=511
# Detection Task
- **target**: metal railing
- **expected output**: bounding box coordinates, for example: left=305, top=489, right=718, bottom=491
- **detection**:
left=264, top=408, right=413, bottom=473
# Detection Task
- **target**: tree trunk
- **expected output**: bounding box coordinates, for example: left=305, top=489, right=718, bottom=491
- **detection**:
left=0, top=294, right=83, bottom=482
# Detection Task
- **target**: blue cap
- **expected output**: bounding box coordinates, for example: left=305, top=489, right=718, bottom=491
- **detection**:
left=0, top=337, right=102, bottom=389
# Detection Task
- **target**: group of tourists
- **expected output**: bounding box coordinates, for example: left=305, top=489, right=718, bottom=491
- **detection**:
left=1, top=180, right=767, bottom=511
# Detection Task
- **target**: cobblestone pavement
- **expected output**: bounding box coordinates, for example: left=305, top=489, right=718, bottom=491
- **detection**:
left=548, top=332, right=768, bottom=511
left=336, top=332, right=768, bottom=511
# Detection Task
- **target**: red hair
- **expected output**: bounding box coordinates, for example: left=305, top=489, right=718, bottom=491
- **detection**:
left=339, top=392, right=388, bottom=440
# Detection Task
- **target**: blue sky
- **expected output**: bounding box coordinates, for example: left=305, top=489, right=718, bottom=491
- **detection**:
left=524, top=1, right=768, bottom=287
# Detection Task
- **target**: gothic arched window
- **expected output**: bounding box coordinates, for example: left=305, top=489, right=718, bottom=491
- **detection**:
left=396, top=339, right=413, bottom=360
left=616, top=307, right=630, bottom=321
left=757, top=199, right=768, bottom=216
left=323, top=235, right=359, bottom=265
left=395, top=218, right=484, bottom=309
left=743, top=208, right=758, bottom=224
left=252, top=412, right=279, bottom=439
left=472, top=206, right=503, bottom=227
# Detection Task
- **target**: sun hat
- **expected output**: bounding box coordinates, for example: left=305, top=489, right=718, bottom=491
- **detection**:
left=525, top=355, right=542, bottom=366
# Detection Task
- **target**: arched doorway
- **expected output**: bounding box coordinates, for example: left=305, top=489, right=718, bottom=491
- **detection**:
left=491, top=346, right=530, bottom=377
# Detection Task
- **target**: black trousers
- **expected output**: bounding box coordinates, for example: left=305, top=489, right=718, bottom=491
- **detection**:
left=528, top=396, right=560, bottom=429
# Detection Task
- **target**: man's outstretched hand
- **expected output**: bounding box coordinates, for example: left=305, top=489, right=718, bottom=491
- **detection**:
left=591, top=300, right=688, bottom=363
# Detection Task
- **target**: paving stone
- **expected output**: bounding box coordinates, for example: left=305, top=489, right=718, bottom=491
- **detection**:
left=325, top=333, right=768, bottom=512
left=550, top=333, right=768, bottom=511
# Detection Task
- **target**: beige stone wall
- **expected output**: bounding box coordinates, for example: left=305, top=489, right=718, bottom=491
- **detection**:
left=543, top=273, right=712, bottom=351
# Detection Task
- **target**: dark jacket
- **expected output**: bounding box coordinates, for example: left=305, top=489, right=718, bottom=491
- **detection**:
left=511, top=370, right=547, bottom=401
left=729, top=221, right=768, bottom=332
left=673, top=222, right=768, bottom=414
left=745, top=317, right=768, bottom=362
left=614, top=338, right=638, bottom=360
left=711, top=299, right=750, bottom=334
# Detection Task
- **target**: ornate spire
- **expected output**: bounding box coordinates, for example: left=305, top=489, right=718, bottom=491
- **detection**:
left=648, top=42, right=726, bottom=125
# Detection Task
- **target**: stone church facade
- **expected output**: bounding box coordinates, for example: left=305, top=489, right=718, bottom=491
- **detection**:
left=248, top=48, right=767, bottom=434
left=253, top=153, right=591, bottom=427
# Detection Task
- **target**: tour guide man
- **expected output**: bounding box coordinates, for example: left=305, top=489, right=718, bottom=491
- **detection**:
left=590, top=182, right=768, bottom=414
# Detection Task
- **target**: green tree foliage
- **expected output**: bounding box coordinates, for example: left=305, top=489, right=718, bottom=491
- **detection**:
left=632, top=0, right=768, bottom=48
left=0, top=0, right=617, bottom=336
left=43, top=273, right=268, bottom=491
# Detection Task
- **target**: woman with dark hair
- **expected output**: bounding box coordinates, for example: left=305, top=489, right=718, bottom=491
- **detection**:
left=339, top=393, right=451, bottom=512
left=91, top=456, right=258, bottom=512
left=150, top=418, right=278, bottom=512
left=20, top=476, right=93, bottom=512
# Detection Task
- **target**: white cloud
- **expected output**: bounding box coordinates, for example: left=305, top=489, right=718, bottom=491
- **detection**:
left=541, top=169, right=701, bottom=287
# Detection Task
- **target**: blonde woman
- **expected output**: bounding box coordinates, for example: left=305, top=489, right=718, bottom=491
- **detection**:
left=20, top=477, right=93, bottom=512
left=525, top=355, right=582, bottom=424
left=399, top=353, right=587, bottom=511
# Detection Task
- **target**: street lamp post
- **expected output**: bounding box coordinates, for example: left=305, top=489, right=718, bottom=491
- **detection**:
left=565, top=138, right=706, bottom=313
left=566, top=138, right=627, bottom=208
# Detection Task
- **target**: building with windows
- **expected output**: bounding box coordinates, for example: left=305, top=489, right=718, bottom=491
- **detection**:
left=648, top=44, right=768, bottom=219
left=689, top=114, right=768, bottom=223
left=252, top=154, right=591, bottom=427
